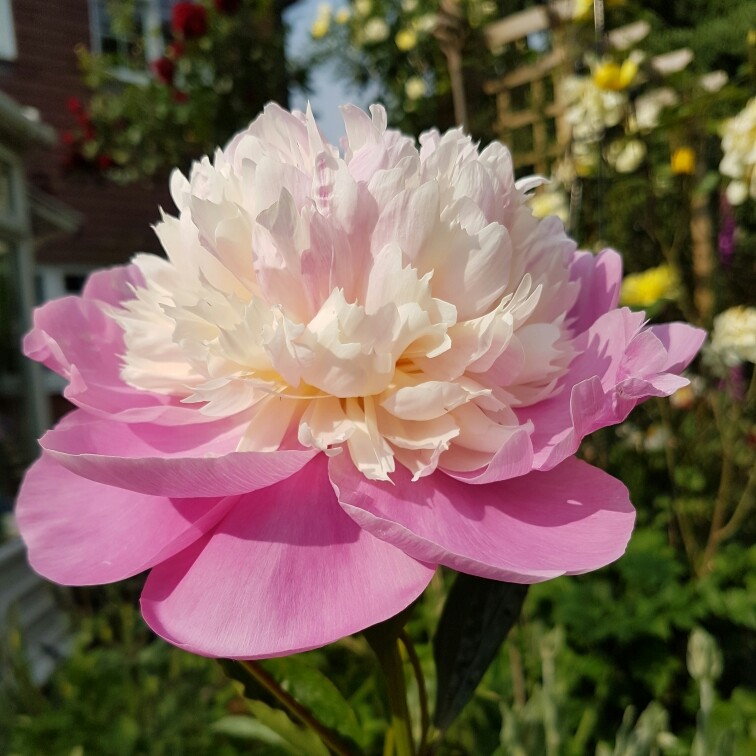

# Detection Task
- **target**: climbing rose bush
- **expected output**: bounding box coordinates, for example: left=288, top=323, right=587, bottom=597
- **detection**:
left=18, top=104, right=704, bottom=659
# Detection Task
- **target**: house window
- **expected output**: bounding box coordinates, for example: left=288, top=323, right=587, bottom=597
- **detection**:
left=0, top=0, right=17, bottom=62
left=35, top=264, right=95, bottom=303
left=89, top=0, right=176, bottom=67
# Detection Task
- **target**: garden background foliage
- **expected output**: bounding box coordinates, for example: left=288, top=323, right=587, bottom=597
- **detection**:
left=2, top=0, right=755, bottom=753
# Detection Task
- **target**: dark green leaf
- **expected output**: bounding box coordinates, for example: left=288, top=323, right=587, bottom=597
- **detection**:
left=260, top=656, right=365, bottom=747
left=218, top=658, right=362, bottom=754
left=247, top=700, right=330, bottom=756
left=433, top=573, right=528, bottom=731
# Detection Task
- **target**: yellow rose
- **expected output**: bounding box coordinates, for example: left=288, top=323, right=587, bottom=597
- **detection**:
left=573, top=0, right=593, bottom=20
left=395, top=28, right=417, bottom=51
left=574, top=0, right=626, bottom=21
left=335, top=8, right=350, bottom=24
left=593, top=58, right=638, bottom=91
left=671, top=147, right=696, bottom=176
left=620, top=264, right=679, bottom=308
left=311, top=18, right=330, bottom=39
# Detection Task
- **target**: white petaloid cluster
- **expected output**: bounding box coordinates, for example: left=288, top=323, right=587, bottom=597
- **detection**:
left=111, top=104, right=579, bottom=481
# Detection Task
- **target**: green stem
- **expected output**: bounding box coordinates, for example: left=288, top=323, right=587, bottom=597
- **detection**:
left=657, top=399, right=699, bottom=569
left=367, top=629, right=416, bottom=756
left=399, top=630, right=429, bottom=755
left=238, top=661, right=353, bottom=756
left=701, top=392, right=737, bottom=574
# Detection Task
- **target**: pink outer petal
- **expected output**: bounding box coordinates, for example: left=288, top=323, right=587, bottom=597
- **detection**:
left=17, top=455, right=235, bottom=586
left=82, top=263, right=145, bottom=306
left=23, top=266, right=206, bottom=426
left=652, top=322, right=709, bottom=373
left=140, top=456, right=435, bottom=659
left=41, top=410, right=317, bottom=498
left=567, top=249, right=622, bottom=333
left=330, top=454, right=635, bottom=583
left=521, top=309, right=706, bottom=471
left=441, top=425, right=534, bottom=484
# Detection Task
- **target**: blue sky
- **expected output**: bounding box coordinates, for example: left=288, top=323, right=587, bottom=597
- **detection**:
left=284, top=0, right=376, bottom=144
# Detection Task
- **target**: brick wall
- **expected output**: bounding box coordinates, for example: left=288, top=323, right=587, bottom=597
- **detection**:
left=0, top=0, right=169, bottom=267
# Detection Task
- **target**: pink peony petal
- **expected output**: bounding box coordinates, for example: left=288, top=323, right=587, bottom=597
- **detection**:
left=567, top=249, right=623, bottom=333
left=140, top=456, right=434, bottom=658
left=81, top=263, right=144, bottom=306
left=23, top=281, right=208, bottom=426
left=441, top=424, right=534, bottom=484
left=330, top=454, right=635, bottom=583
left=23, top=295, right=123, bottom=383
left=17, top=455, right=235, bottom=585
left=649, top=322, right=708, bottom=373
left=522, top=308, right=706, bottom=470
left=41, top=410, right=317, bottom=497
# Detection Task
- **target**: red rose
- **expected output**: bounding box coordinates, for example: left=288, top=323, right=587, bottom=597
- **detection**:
left=172, top=89, right=190, bottom=103
left=152, top=56, right=175, bottom=85
left=61, top=130, right=76, bottom=145
left=172, top=2, right=208, bottom=39
left=214, top=0, right=241, bottom=13
left=97, top=154, right=115, bottom=170
left=66, top=96, right=83, bottom=114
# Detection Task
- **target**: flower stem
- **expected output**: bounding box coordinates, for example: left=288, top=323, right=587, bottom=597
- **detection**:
left=366, top=621, right=416, bottom=756
left=238, top=660, right=353, bottom=756
left=399, top=629, right=429, bottom=754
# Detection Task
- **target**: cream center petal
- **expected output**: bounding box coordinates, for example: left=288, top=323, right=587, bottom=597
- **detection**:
left=110, top=103, right=581, bottom=482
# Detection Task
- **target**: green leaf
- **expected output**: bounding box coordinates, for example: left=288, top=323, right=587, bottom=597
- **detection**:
left=260, top=656, right=365, bottom=747
left=210, top=715, right=287, bottom=745
left=218, top=658, right=363, bottom=752
left=433, top=573, right=528, bottom=731
left=247, top=700, right=330, bottom=756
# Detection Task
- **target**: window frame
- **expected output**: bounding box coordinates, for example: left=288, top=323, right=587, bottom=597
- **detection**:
left=88, top=0, right=175, bottom=81
left=0, top=0, right=18, bottom=62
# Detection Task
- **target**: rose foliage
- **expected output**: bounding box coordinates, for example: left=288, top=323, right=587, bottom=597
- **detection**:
left=18, top=104, right=704, bottom=659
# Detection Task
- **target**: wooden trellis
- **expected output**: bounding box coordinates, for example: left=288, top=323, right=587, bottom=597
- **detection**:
left=483, top=2, right=573, bottom=176
left=482, top=3, right=694, bottom=177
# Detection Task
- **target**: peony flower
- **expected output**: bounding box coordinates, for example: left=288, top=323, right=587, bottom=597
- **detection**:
left=18, top=104, right=704, bottom=659
left=172, top=2, right=208, bottom=39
